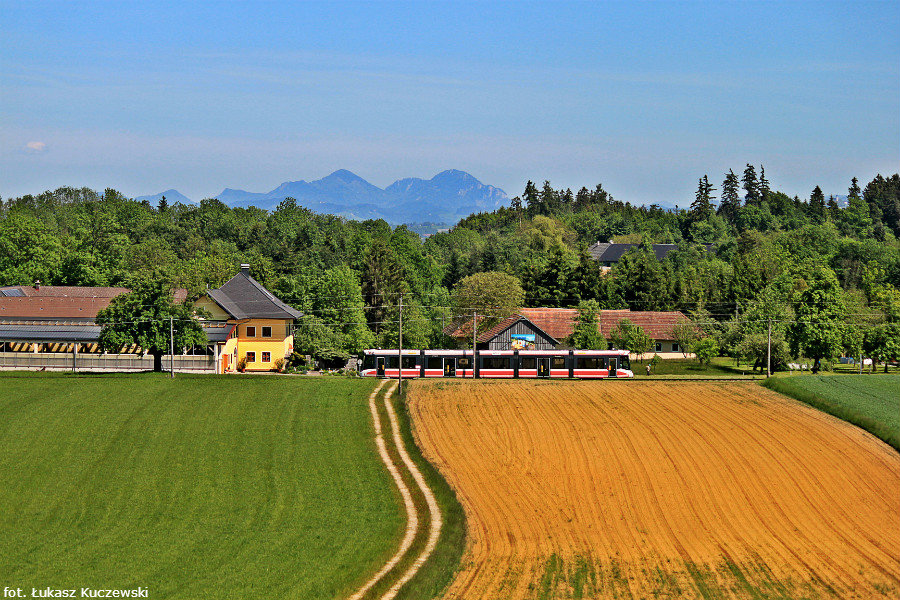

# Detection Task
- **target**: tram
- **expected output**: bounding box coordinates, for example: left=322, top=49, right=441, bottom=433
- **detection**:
left=359, top=348, right=633, bottom=379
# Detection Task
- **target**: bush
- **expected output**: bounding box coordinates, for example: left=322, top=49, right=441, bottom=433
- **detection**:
left=273, top=358, right=284, bottom=373
left=694, top=337, right=719, bottom=366
left=237, top=357, right=247, bottom=373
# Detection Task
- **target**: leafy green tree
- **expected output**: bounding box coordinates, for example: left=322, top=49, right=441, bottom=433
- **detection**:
left=693, top=336, right=720, bottom=366
left=611, top=244, right=671, bottom=311
left=672, top=322, right=698, bottom=358
left=451, top=271, right=525, bottom=323
left=569, top=300, right=605, bottom=349
left=864, top=323, right=900, bottom=373
left=788, top=267, right=846, bottom=373
left=317, top=265, right=374, bottom=353
left=96, top=275, right=207, bottom=372
left=608, top=319, right=652, bottom=360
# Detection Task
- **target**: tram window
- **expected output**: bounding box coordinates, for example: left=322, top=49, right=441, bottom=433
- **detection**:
left=401, top=356, right=417, bottom=369
left=577, top=357, right=600, bottom=369
left=553, top=357, right=566, bottom=369
left=385, top=356, right=399, bottom=368
left=482, top=357, right=510, bottom=369
left=427, top=356, right=442, bottom=369
left=620, top=356, right=631, bottom=370
left=520, top=357, right=536, bottom=369
left=458, top=357, right=471, bottom=368
left=362, top=355, right=375, bottom=370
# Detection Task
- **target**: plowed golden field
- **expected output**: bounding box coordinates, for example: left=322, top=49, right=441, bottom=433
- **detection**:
left=409, top=380, right=900, bottom=599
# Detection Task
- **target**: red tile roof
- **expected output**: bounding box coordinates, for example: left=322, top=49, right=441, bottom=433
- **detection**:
left=0, top=286, right=189, bottom=320
left=443, top=314, right=524, bottom=343
left=521, top=307, right=690, bottom=341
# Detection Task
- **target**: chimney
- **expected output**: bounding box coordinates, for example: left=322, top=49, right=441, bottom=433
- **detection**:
left=240, top=264, right=250, bottom=275
left=34, top=280, right=41, bottom=291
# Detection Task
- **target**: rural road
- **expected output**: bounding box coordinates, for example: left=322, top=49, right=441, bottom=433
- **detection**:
left=348, top=380, right=442, bottom=600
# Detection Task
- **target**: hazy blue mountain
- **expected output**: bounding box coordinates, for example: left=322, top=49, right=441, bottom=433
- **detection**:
left=209, top=169, right=508, bottom=224
left=134, top=189, right=195, bottom=205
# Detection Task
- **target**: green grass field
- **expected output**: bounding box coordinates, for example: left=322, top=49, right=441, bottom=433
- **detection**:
left=0, top=373, right=404, bottom=599
left=764, top=374, right=900, bottom=452
left=633, top=357, right=764, bottom=379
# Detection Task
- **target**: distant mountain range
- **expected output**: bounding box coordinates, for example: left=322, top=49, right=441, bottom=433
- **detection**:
left=134, top=169, right=508, bottom=225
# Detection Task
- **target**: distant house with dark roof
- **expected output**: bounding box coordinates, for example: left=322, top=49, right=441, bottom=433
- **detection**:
left=195, top=264, right=303, bottom=372
left=587, top=242, right=714, bottom=269
left=444, top=307, right=692, bottom=358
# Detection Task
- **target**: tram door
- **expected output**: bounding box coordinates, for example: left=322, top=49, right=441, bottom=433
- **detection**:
left=537, top=358, right=551, bottom=377
left=444, top=358, right=456, bottom=377
left=608, top=357, right=618, bottom=378
left=376, top=357, right=386, bottom=377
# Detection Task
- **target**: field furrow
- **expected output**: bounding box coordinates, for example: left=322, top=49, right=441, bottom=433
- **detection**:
left=409, top=380, right=900, bottom=600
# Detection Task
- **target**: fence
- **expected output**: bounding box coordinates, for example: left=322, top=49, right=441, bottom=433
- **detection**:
left=0, top=352, right=215, bottom=372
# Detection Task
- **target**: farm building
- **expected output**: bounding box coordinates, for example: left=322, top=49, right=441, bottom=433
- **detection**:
left=444, top=307, right=692, bottom=358
left=0, top=264, right=301, bottom=373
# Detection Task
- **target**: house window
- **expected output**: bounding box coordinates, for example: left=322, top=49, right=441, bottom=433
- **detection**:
left=262, top=352, right=271, bottom=363
left=262, top=326, right=272, bottom=338
left=672, top=342, right=680, bottom=352
left=246, top=326, right=256, bottom=337
left=655, top=342, right=662, bottom=352
left=246, top=351, right=256, bottom=362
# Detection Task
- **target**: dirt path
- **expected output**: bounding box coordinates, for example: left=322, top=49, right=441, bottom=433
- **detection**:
left=410, top=379, right=900, bottom=599
left=348, top=380, right=442, bottom=600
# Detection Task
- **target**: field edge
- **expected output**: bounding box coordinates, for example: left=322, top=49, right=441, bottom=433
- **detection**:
left=762, top=375, right=900, bottom=453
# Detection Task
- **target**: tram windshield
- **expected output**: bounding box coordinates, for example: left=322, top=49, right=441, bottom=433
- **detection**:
left=620, top=355, right=631, bottom=371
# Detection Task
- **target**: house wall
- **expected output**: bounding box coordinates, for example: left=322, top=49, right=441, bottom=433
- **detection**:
left=194, top=297, right=231, bottom=320
left=232, top=319, right=293, bottom=371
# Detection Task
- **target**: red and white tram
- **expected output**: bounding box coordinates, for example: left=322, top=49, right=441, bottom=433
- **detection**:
left=359, top=349, right=633, bottom=379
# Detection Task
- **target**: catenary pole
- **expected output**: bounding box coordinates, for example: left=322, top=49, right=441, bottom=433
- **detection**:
left=472, top=311, right=477, bottom=379
left=398, top=294, right=403, bottom=394
left=767, top=318, right=772, bottom=377
left=170, top=315, right=175, bottom=378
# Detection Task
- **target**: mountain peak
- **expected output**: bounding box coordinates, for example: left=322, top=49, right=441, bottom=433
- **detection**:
left=324, top=169, right=367, bottom=183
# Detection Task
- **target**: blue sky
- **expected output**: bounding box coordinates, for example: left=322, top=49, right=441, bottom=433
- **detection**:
left=1, top=0, right=898, bottom=206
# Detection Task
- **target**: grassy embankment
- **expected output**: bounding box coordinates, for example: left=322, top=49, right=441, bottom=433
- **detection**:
left=763, top=373, right=900, bottom=452
left=0, top=372, right=406, bottom=599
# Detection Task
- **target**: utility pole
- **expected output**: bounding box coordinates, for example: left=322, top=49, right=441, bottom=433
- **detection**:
left=170, top=315, right=175, bottom=379
left=767, top=318, right=772, bottom=378
left=472, top=311, right=477, bottom=379
left=398, top=294, right=403, bottom=395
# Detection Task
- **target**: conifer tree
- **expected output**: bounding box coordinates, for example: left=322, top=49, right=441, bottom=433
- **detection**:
left=742, top=164, right=760, bottom=206
left=809, top=185, right=827, bottom=223
left=759, top=165, right=771, bottom=202
left=690, top=175, right=716, bottom=220
left=718, top=169, right=741, bottom=222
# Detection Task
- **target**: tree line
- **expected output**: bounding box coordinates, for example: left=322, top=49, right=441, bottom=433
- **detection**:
left=1, top=168, right=898, bottom=369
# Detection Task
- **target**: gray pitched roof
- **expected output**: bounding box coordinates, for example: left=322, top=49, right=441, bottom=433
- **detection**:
left=587, top=242, right=713, bottom=263
left=207, top=272, right=303, bottom=320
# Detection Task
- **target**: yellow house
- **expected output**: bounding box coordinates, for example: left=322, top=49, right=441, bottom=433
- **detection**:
left=195, top=264, right=303, bottom=373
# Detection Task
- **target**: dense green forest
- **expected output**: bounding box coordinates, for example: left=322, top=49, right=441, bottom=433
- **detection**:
left=2, top=167, right=899, bottom=368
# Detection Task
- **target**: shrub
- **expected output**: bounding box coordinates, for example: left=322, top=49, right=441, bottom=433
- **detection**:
left=237, top=357, right=247, bottom=373
left=273, top=358, right=284, bottom=373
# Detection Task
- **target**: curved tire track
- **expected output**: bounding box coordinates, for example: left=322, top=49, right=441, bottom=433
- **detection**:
left=348, top=380, right=442, bottom=600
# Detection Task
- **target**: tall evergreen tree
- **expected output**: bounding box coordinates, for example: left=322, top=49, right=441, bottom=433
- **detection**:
left=718, top=169, right=741, bottom=222
left=809, top=185, right=827, bottom=223
left=758, top=165, right=771, bottom=202
left=742, top=164, right=760, bottom=206
left=690, top=175, right=716, bottom=220
left=523, top=180, right=540, bottom=215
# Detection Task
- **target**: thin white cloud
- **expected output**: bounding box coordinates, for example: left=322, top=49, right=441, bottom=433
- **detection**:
left=25, top=141, right=46, bottom=152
